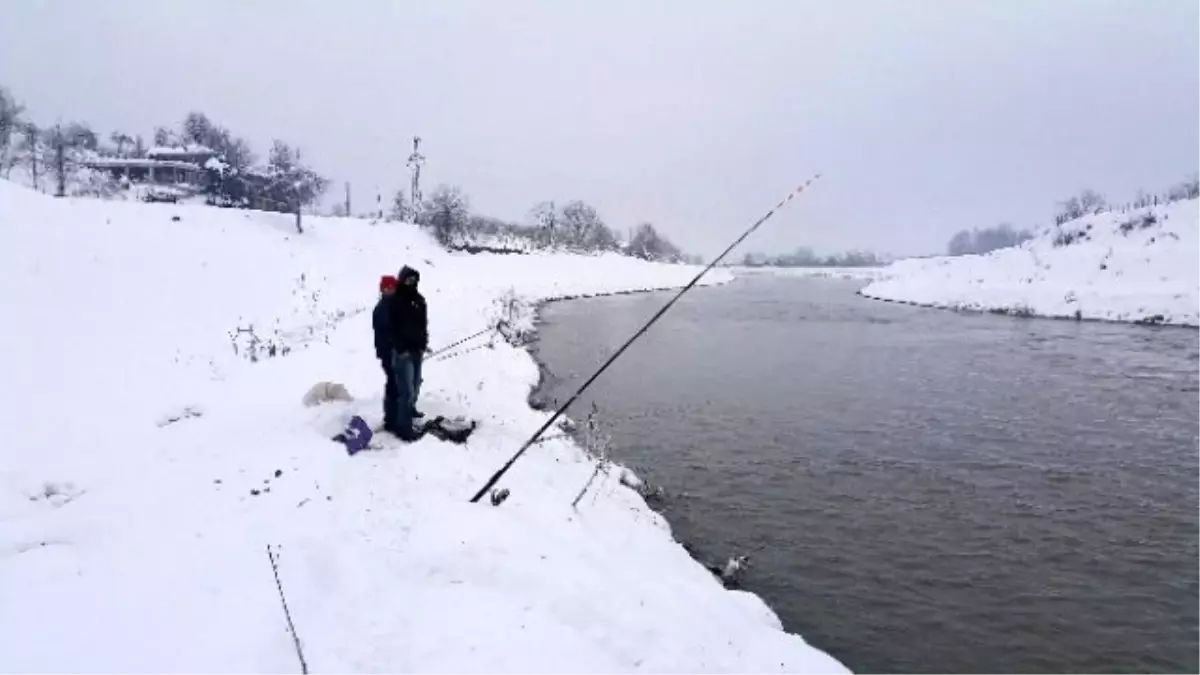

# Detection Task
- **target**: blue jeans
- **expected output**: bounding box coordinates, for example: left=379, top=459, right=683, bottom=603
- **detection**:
left=411, top=352, right=423, bottom=410
left=381, top=359, right=398, bottom=428
left=390, top=351, right=418, bottom=439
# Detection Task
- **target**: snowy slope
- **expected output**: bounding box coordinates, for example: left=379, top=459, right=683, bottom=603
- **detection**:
left=0, top=180, right=846, bottom=673
left=860, top=199, right=1199, bottom=326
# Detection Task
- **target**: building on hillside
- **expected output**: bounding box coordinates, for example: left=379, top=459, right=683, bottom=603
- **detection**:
left=146, top=144, right=217, bottom=166
left=85, top=157, right=208, bottom=187
left=84, top=144, right=218, bottom=200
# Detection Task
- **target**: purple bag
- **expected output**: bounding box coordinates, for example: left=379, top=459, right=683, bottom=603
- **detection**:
left=332, top=415, right=373, bottom=455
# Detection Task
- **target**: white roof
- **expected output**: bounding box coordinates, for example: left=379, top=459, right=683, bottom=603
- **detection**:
left=147, top=144, right=215, bottom=157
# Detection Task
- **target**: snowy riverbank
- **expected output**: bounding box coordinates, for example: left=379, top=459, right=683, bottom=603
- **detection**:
left=860, top=198, right=1199, bottom=326
left=0, top=180, right=847, bottom=673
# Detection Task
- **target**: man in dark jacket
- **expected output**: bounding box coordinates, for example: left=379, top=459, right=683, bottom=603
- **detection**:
left=386, top=265, right=428, bottom=440
left=372, top=275, right=398, bottom=430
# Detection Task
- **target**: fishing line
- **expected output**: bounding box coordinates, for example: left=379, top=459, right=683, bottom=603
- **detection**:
left=468, top=175, right=822, bottom=503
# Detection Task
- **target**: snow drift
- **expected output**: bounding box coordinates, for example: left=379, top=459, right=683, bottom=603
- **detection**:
left=0, top=180, right=846, bottom=673
left=860, top=198, right=1199, bottom=326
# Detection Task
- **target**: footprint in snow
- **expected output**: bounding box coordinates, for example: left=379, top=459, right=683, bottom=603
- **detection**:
left=27, top=481, right=85, bottom=508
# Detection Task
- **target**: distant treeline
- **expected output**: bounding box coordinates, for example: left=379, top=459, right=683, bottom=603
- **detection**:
left=409, top=188, right=695, bottom=263
left=739, top=248, right=881, bottom=268
left=946, top=224, right=1033, bottom=256
left=0, top=83, right=698, bottom=263
left=0, top=84, right=327, bottom=213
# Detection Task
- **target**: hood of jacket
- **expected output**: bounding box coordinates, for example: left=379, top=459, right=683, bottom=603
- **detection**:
left=398, top=265, right=420, bottom=289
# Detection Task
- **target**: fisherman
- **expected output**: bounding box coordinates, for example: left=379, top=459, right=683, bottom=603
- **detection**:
left=372, top=275, right=399, bottom=430
left=385, top=265, right=428, bottom=440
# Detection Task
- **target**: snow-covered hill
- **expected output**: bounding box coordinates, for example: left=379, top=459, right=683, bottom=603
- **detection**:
left=0, top=180, right=846, bottom=673
left=860, top=198, right=1199, bottom=326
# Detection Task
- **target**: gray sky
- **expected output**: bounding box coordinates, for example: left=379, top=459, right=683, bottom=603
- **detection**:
left=2, top=0, right=1196, bottom=257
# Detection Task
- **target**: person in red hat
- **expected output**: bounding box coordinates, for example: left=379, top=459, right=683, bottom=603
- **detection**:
left=372, top=275, right=399, bottom=430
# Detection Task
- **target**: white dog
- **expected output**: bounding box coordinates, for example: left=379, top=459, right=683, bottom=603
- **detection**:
left=301, top=381, right=354, bottom=407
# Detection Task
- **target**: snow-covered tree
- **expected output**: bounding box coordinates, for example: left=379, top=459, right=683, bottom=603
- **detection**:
left=1167, top=174, right=1199, bottom=202
left=529, top=200, right=557, bottom=246
left=152, top=126, right=175, bottom=147
left=559, top=200, right=600, bottom=249
left=44, top=122, right=101, bottom=197
left=0, top=86, right=24, bottom=176
left=62, top=121, right=98, bottom=152
left=1078, top=189, right=1106, bottom=214
left=947, top=223, right=1032, bottom=256
left=260, top=139, right=329, bottom=213
left=182, top=111, right=218, bottom=147
left=267, top=139, right=294, bottom=172
left=1057, top=188, right=1107, bottom=223
left=553, top=200, right=619, bottom=252
left=389, top=189, right=408, bottom=222
left=108, top=131, right=132, bottom=157
left=14, top=121, right=44, bottom=189
left=628, top=222, right=682, bottom=261
left=421, top=184, right=470, bottom=247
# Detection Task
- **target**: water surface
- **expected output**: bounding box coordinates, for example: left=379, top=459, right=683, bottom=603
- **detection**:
left=533, top=276, right=1199, bottom=673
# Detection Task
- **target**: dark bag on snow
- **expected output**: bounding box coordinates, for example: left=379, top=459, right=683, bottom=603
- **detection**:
left=422, top=416, right=477, bottom=444
left=332, top=415, right=374, bottom=455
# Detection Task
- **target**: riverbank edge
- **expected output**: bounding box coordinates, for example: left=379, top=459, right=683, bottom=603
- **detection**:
left=856, top=286, right=1200, bottom=329
left=513, top=278, right=846, bottom=666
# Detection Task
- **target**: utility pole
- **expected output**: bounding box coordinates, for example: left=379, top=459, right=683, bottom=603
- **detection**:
left=54, top=125, right=66, bottom=198
left=344, top=181, right=351, bottom=217
left=26, top=125, right=39, bottom=192
left=286, top=175, right=303, bottom=234
left=407, top=136, right=425, bottom=216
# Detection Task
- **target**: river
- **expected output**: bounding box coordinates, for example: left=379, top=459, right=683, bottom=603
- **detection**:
left=531, top=275, right=1199, bottom=673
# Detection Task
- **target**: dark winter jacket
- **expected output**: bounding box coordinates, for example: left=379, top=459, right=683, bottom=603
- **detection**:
left=372, top=296, right=392, bottom=360
left=388, top=266, right=428, bottom=354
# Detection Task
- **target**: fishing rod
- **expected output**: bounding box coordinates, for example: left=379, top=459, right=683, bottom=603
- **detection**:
left=468, top=174, right=821, bottom=503
left=426, top=320, right=509, bottom=360
left=429, top=339, right=496, bottom=363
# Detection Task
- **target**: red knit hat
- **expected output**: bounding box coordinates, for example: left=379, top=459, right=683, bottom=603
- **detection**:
left=380, top=275, right=398, bottom=291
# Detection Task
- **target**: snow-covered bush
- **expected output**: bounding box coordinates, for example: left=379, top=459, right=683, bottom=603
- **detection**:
left=1118, top=213, right=1157, bottom=235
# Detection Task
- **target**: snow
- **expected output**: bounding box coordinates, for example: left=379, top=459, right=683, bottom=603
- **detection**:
left=147, top=143, right=215, bottom=157
left=860, top=198, right=1200, bottom=326
left=0, top=180, right=846, bottom=674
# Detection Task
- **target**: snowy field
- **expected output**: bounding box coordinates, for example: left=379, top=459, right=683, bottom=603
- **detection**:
left=0, top=180, right=846, bottom=673
left=860, top=198, right=1199, bottom=326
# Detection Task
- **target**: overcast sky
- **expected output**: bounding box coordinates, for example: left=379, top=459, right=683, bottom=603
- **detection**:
left=2, top=0, right=1196, bottom=256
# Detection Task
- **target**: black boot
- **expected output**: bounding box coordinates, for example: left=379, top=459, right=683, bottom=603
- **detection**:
left=387, top=422, right=425, bottom=442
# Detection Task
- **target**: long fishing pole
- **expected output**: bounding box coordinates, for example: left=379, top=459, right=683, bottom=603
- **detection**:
left=468, top=174, right=821, bottom=503
left=427, top=320, right=507, bottom=360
